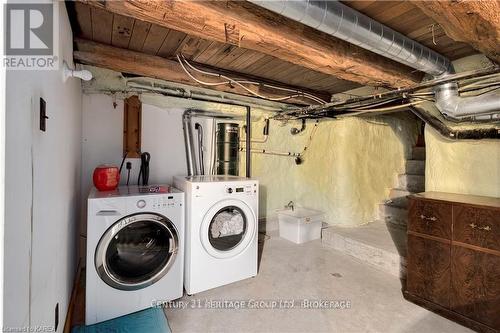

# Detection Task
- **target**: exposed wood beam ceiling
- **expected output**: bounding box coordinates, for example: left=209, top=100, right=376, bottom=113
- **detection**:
left=74, top=39, right=329, bottom=105
left=412, top=0, right=500, bottom=64
left=343, top=1, right=477, bottom=60
left=70, top=1, right=480, bottom=105
left=77, top=0, right=422, bottom=88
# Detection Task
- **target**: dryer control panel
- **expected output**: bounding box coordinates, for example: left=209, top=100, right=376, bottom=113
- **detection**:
left=225, top=183, right=257, bottom=196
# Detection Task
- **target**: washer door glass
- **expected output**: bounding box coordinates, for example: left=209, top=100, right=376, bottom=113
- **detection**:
left=95, top=213, right=178, bottom=291
left=208, top=206, right=247, bottom=251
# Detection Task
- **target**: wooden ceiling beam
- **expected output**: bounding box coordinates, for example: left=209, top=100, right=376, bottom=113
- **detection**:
left=412, top=0, right=500, bottom=63
left=73, top=38, right=330, bottom=105
left=77, top=0, right=422, bottom=88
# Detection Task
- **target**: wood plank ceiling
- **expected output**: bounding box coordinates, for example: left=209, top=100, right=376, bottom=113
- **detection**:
left=68, top=1, right=478, bottom=102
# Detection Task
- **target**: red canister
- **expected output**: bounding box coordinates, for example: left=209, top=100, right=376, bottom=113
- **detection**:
left=93, top=165, right=120, bottom=191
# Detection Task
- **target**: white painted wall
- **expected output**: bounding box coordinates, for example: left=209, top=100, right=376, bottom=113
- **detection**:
left=81, top=94, right=187, bottom=198
left=80, top=94, right=189, bottom=256
left=4, top=3, right=81, bottom=331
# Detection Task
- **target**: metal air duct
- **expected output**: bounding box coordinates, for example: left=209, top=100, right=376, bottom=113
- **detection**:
left=250, top=0, right=500, bottom=120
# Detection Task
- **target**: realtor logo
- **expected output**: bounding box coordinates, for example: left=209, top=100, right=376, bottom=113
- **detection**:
left=3, top=2, right=58, bottom=69
left=6, top=3, right=53, bottom=55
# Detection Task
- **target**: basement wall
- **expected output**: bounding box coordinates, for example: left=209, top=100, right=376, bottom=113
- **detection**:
left=425, top=126, right=500, bottom=197
left=3, top=3, right=81, bottom=331
left=249, top=115, right=419, bottom=226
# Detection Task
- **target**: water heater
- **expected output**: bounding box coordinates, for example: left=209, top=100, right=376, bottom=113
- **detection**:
left=216, top=123, right=240, bottom=176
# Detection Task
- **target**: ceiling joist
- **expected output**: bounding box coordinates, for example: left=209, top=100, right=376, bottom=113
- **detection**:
left=73, top=38, right=330, bottom=105
left=77, top=0, right=422, bottom=88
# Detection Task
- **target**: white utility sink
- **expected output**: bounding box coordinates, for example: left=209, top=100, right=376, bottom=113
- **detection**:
left=277, top=207, right=325, bottom=244
left=277, top=207, right=324, bottom=219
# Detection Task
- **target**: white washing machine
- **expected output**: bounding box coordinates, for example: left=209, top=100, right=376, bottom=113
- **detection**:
left=174, top=175, right=258, bottom=295
left=86, top=185, right=184, bottom=325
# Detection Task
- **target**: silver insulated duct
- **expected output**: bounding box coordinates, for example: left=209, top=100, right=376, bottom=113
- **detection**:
left=250, top=0, right=500, bottom=120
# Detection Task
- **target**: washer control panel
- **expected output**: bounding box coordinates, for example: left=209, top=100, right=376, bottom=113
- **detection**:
left=133, top=195, right=181, bottom=210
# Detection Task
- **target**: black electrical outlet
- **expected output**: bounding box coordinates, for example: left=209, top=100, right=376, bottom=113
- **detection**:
left=54, top=302, right=59, bottom=331
left=40, top=97, right=48, bottom=132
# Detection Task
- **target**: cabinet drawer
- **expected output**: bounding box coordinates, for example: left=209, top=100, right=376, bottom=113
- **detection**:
left=453, top=206, right=500, bottom=252
left=409, top=199, right=452, bottom=239
left=406, top=234, right=451, bottom=307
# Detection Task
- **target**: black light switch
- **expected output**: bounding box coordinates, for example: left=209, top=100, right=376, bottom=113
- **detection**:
left=40, top=97, right=48, bottom=132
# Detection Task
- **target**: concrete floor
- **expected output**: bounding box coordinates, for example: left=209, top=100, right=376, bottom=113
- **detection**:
left=165, top=234, right=472, bottom=333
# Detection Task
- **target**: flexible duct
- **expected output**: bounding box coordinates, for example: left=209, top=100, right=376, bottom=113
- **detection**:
left=182, top=111, right=198, bottom=176
left=250, top=0, right=500, bottom=120
left=435, top=82, right=500, bottom=119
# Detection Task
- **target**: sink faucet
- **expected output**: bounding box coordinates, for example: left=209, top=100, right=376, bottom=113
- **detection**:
left=285, top=201, right=294, bottom=211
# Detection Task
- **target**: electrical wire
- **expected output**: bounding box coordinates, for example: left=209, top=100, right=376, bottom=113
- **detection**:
left=409, top=92, right=434, bottom=97
left=409, top=96, right=436, bottom=103
left=296, top=75, right=498, bottom=117
left=137, top=152, right=150, bottom=186
left=299, top=120, right=319, bottom=156
left=275, top=68, right=500, bottom=120
left=337, top=97, right=401, bottom=110
left=176, top=51, right=498, bottom=120
left=177, top=54, right=327, bottom=105
left=458, top=73, right=500, bottom=88
left=182, top=54, right=326, bottom=101
left=119, top=152, right=128, bottom=174
left=338, top=101, right=426, bottom=116
left=465, top=85, right=500, bottom=97
left=461, top=80, right=500, bottom=89
left=181, top=55, right=325, bottom=103
left=461, top=82, right=500, bottom=92
left=181, top=54, right=326, bottom=103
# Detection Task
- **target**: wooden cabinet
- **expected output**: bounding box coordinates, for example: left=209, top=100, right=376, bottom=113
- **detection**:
left=405, top=192, right=500, bottom=333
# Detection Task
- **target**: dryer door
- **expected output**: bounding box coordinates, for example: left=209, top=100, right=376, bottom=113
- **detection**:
left=95, top=212, right=179, bottom=291
left=201, top=199, right=256, bottom=259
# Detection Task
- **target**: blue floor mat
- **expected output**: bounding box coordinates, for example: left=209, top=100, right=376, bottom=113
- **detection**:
left=72, top=307, right=171, bottom=333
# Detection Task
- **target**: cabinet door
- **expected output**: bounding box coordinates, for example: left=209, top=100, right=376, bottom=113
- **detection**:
left=451, top=245, right=500, bottom=330
left=406, top=234, right=451, bottom=306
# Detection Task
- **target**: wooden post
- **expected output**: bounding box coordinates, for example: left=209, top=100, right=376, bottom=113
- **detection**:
left=123, top=95, right=142, bottom=158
